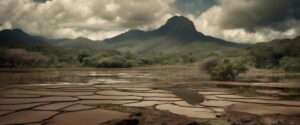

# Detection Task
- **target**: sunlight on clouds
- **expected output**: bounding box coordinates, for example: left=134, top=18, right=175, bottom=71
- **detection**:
left=105, top=2, right=120, bottom=12
left=0, top=0, right=175, bottom=40
left=0, top=0, right=298, bottom=42
left=192, top=0, right=300, bottom=43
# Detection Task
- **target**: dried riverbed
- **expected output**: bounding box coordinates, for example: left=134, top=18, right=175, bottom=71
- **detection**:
left=0, top=67, right=299, bottom=125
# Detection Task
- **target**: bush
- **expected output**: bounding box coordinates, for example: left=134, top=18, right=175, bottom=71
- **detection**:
left=0, top=48, right=48, bottom=67
left=77, top=51, right=89, bottom=63
left=199, top=56, right=220, bottom=74
left=212, top=59, right=248, bottom=81
left=96, top=56, right=134, bottom=68
left=200, top=57, right=248, bottom=81
left=280, top=56, right=300, bottom=72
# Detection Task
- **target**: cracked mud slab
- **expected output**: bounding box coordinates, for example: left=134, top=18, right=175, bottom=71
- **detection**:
left=0, top=110, right=57, bottom=124
left=44, top=109, right=130, bottom=125
left=78, top=95, right=143, bottom=100
left=34, top=102, right=75, bottom=110
left=224, top=107, right=300, bottom=125
left=0, top=103, right=46, bottom=111
left=123, top=101, right=169, bottom=107
left=0, top=111, right=12, bottom=116
left=226, top=98, right=300, bottom=106
left=143, top=97, right=182, bottom=101
left=0, top=96, right=78, bottom=104
left=200, top=100, right=241, bottom=107
left=77, top=100, right=138, bottom=105
left=171, top=101, right=203, bottom=107
left=228, top=103, right=300, bottom=115
left=156, top=104, right=216, bottom=118
left=0, top=68, right=300, bottom=125
left=96, top=90, right=177, bottom=97
left=63, top=104, right=96, bottom=111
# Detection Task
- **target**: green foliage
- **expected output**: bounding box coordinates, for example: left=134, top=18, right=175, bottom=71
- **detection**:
left=82, top=50, right=134, bottom=68
left=144, top=52, right=200, bottom=65
left=280, top=56, right=300, bottom=72
left=246, top=36, right=300, bottom=71
left=0, top=39, right=212, bottom=68
left=96, top=56, right=134, bottom=68
left=199, top=56, right=220, bottom=74
left=211, top=59, right=248, bottom=81
left=77, top=50, right=89, bottom=63
left=200, top=58, right=248, bottom=81
left=26, top=45, right=82, bottom=67
left=0, top=48, right=48, bottom=67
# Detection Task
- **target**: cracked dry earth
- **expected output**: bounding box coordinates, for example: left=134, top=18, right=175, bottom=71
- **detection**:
left=0, top=68, right=300, bottom=125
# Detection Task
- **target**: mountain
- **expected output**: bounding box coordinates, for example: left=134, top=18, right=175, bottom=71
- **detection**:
left=0, top=29, right=47, bottom=48
left=44, top=37, right=105, bottom=49
left=0, top=29, right=104, bottom=50
left=104, top=16, right=244, bottom=54
left=0, top=16, right=245, bottom=54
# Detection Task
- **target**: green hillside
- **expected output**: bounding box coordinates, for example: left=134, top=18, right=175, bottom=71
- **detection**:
left=244, top=36, right=300, bottom=71
left=106, top=36, right=232, bottom=54
left=45, top=37, right=105, bottom=50
left=103, top=16, right=244, bottom=54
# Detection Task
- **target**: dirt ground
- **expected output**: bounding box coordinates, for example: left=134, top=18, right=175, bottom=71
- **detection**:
left=0, top=68, right=299, bottom=125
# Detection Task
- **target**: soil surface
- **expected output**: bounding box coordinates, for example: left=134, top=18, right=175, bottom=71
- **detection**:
left=0, top=68, right=299, bottom=125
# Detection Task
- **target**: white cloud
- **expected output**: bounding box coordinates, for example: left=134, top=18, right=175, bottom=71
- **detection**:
left=0, top=0, right=298, bottom=43
left=191, top=0, right=300, bottom=43
left=0, top=0, right=175, bottom=40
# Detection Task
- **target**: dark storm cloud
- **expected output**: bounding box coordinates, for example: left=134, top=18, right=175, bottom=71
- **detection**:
left=33, top=0, right=51, bottom=3
left=0, top=0, right=175, bottom=40
left=218, top=0, right=300, bottom=32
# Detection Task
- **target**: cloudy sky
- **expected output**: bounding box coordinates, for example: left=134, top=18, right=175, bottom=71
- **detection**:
left=0, top=0, right=299, bottom=43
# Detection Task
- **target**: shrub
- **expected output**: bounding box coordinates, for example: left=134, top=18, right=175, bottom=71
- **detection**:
left=200, top=57, right=248, bottom=81
left=77, top=51, right=89, bottom=63
left=199, top=56, right=220, bottom=74
left=280, top=56, right=300, bottom=72
left=212, top=59, right=248, bottom=81
left=96, top=56, right=134, bottom=68
left=0, top=48, right=48, bottom=67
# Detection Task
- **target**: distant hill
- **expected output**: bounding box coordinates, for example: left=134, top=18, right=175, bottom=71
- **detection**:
left=244, top=36, right=300, bottom=70
left=0, top=16, right=245, bottom=54
left=0, top=29, right=104, bottom=50
left=104, top=16, right=244, bottom=54
left=44, top=37, right=105, bottom=50
left=0, top=29, right=47, bottom=48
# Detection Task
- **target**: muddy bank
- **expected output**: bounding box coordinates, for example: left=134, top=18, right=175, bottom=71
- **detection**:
left=0, top=68, right=300, bottom=125
left=224, top=104, right=300, bottom=125
left=99, top=104, right=209, bottom=125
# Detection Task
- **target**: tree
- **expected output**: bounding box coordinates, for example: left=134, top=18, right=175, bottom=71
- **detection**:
left=200, top=57, right=248, bottom=81
left=212, top=59, right=248, bottom=81
left=0, top=48, right=48, bottom=67
left=199, top=56, right=220, bottom=75
left=77, top=51, right=89, bottom=63
left=280, top=56, right=300, bottom=72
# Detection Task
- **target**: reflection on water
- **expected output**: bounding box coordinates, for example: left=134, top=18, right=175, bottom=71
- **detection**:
left=0, top=67, right=300, bottom=85
left=0, top=68, right=164, bottom=85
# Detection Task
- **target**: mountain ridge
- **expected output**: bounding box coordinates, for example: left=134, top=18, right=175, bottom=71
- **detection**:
left=0, top=29, right=47, bottom=48
left=0, top=16, right=245, bottom=54
left=103, top=16, right=244, bottom=54
left=104, top=16, right=241, bottom=47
